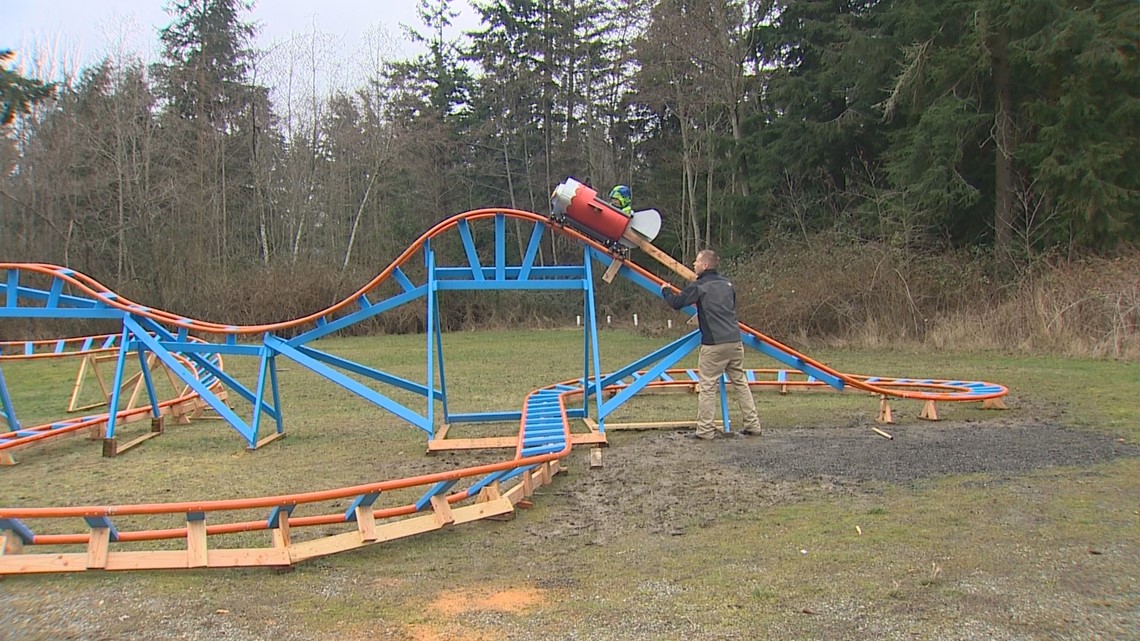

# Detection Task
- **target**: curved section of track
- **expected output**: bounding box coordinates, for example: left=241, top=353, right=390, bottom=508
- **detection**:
left=0, top=208, right=1008, bottom=573
left=0, top=335, right=224, bottom=458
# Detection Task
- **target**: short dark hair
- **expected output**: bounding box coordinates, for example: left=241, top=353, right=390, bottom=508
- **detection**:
left=697, top=249, right=719, bottom=269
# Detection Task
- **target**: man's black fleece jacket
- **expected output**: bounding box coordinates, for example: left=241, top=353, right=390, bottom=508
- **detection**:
left=661, top=269, right=742, bottom=345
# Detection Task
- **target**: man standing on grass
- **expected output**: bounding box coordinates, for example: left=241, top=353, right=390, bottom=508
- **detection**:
left=660, top=249, right=762, bottom=441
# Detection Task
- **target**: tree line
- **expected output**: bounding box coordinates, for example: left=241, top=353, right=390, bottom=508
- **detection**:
left=1, top=0, right=1136, bottom=318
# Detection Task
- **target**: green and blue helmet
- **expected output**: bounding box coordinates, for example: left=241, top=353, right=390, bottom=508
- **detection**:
left=609, top=185, right=632, bottom=213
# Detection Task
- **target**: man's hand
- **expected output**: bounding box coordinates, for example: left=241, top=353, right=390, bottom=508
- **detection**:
left=660, top=284, right=671, bottom=296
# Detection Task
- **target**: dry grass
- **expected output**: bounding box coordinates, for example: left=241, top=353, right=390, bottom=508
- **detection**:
left=731, top=239, right=1140, bottom=359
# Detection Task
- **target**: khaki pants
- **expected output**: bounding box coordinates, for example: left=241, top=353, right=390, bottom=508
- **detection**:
left=696, top=342, right=761, bottom=437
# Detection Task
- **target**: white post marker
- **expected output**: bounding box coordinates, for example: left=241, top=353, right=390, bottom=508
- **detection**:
left=576, top=315, right=581, bottom=327
left=667, top=319, right=672, bottom=329
left=606, top=315, right=612, bottom=325
left=633, top=313, right=638, bottom=327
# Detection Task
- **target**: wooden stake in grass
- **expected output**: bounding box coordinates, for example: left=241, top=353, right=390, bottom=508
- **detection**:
left=871, top=427, right=893, bottom=440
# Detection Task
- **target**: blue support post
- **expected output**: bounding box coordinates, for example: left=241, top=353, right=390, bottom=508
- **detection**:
left=135, top=346, right=162, bottom=419
left=583, top=248, right=605, bottom=429
left=267, top=353, right=284, bottom=434
left=433, top=302, right=449, bottom=428
left=425, top=242, right=437, bottom=432
left=0, top=363, right=19, bottom=431
left=103, top=326, right=133, bottom=439
left=250, top=342, right=275, bottom=442
left=718, top=375, right=731, bottom=432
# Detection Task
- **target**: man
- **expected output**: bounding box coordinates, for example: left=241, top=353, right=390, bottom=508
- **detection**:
left=661, top=249, right=762, bottom=440
left=609, top=185, right=633, bottom=216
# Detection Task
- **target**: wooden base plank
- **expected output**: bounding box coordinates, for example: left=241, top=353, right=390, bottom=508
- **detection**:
left=426, top=436, right=518, bottom=451
left=114, top=431, right=161, bottom=455
left=251, top=431, right=286, bottom=450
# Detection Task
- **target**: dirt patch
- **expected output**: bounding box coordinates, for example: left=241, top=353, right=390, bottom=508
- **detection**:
left=543, top=418, right=1140, bottom=545
left=425, top=587, right=547, bottom=617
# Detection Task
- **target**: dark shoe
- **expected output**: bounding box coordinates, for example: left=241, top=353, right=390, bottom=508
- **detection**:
left=683, top=431, right=716, bottom=441
left=740, top=427, right=762, bottom=436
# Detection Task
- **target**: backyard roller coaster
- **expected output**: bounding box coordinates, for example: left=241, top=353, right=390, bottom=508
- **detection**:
left=0, top=181, right=1007, bottom=574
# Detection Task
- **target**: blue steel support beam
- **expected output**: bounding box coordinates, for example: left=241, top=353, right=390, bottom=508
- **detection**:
left=425, top=243, right=437, bottom=431
left=740, top=333, right=843, bottom=390
left=267, top=354, right=284, bottom=434
left=0, top=364, right=19, bottom=430
left=264, top=334, right=431, bottom=433
left=286, top=285, right=427, bottom=345
left=4, top=269, right=18, bottom=307
left=600, top=332, right=702, bottom=419
left=249, top=344, right=276, bottom=443
left=103, top=327, right=133, bottom=439
left=591, top=330, right=702, bottom=393
left=433, top=302, right=449, bottom=426
left=436, top=266, right=586, bottom=280
left=134, top=347, right=162, bottom=419
left=518, top=221, right=545, bottom=280
left=133, top=318, right=277, bottom=421
left=456, top=219, right=483, bottom=281
left=583, top=249, right=605, bottom=426
left=495, top=213, right=506, bottom=281
left=718, top=376, right=731, bottom=432
left=392, top=266, right=416, bottom=292
left=292, top=345, right=439, bottom=400
left=0, top=309, right=124, bottom=320
left=124, top=317, right=257, bottom=444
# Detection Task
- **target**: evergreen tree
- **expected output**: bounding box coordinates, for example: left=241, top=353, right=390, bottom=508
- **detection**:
left=0, top=50, right=56, bottom=127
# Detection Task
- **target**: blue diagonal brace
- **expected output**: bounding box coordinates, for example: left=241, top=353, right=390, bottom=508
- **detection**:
left=123, top=317, right=256, bottom=444
left=600, top=332, right=702, bottom=418
left=264, top=335, right=431, bottom=433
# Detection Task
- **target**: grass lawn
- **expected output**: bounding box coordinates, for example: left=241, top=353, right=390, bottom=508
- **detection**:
left=1, top=329, right=1137, bottom=641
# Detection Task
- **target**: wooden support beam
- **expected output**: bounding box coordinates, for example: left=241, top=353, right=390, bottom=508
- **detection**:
left=113, top=431, right=161, bottom=456
left=918, top=400, right=939, bottom=421
left=186, top=517, right=208, bottom=568
left=0, top=532, right=22, bottom=556
left=601, top=259, right=623, bottom=284
left=430, top=495, right=454, bottom=528
left=0, top=451, right=14, bottom=466
left=982, top=398, right=1008, bottom=410
left=569, top=432, right=607, bottom=446
left=272, top=517, right=292, bottom=549
left=621, top=229, right=697, bottom=282
left=102, top=438, right=117, bottom=457
left=871, top=427, right=894, bottom=440
left=354, top=506, right=377, bottom=542
left=426, top=436, right=518, bottom=452
left=876, top=396, right=893, bottom=424
left=86, top=527, right=111, bottom=569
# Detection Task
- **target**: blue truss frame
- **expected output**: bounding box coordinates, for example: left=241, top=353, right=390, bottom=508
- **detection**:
left=424, top=214, right=604, bottom=436
left=1, top=214, right=845, bottom=453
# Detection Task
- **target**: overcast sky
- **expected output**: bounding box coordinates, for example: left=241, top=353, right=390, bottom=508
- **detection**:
left=2, top=1, right=481, bottom=83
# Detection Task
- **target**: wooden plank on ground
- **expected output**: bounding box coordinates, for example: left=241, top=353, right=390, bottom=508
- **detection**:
left=426, top=436, right=518, bottom=451
left=0, top=553, right=88, bottom=574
